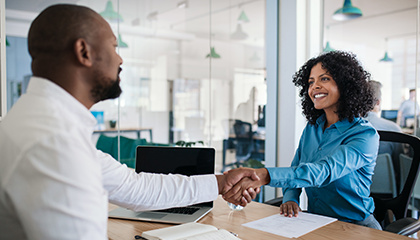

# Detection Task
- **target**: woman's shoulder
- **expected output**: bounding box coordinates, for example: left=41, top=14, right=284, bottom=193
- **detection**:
left=348, top=117, right=379, bottom=138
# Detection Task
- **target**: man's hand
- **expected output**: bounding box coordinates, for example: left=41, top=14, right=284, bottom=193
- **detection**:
left=221, top=168, right=271, bottom=206
left=279, top=201, right=301, bottom=217
left=215, top=168, right=260, bottom=207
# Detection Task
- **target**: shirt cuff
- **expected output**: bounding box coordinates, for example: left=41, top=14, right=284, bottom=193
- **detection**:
left=191, top=174, right=219, bottom=202
left=266, top=167, right=296, bottom=188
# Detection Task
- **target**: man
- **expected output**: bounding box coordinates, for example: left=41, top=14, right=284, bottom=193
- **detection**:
left=366, top=81, right=402, bottom=152
left=0, top=5, right=258, bottom=239
left=365, top=80, right=403, bottom=190
left=397, top=88, right=420, bottom=127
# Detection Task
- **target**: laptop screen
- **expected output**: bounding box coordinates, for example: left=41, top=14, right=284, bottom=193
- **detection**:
left=135, top=146, right=215, bottom=176
left=135, top=146, right=215, bottom=208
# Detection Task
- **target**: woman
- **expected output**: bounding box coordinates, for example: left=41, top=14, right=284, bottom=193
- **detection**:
left=224, top=51, right=381, bottom=229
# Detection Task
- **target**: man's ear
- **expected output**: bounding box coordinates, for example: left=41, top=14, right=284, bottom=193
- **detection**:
left=73, top=38, right=93, bottom=67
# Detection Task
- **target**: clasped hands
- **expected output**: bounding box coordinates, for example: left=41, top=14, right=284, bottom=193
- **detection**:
left=216, top=167, right=270, bottom=207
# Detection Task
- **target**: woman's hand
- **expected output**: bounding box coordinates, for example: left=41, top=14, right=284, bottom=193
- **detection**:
left=279, top=201, right=301, bottom=217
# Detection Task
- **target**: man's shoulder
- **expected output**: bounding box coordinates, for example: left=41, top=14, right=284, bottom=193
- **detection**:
left=370, top=117, right=402, bottom=132
left=1, top=96, right=79, bottom=151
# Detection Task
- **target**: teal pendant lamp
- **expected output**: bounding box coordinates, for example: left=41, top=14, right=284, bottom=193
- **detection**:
left=380, top=38, right=393, bottom=62
left=117, top=34, right=128, bottom=48
left=250, top=52, right=260, bottom=61
left=323, top=41, right=335, bottom=52
left=237, top=10, right=249, bottom=24
left=379, top=52, right=393, bottom=62
left=206, top=47, right=221, bottom=59
left=332, top=0, right=362, bottom=21
left=100, top=1, right=123, bottom=22
left=6, top=37, right=10, bottom=47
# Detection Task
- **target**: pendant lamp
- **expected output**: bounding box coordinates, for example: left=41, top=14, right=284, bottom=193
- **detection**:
left=380, top=38, right=393, bottom=62
left=332, top=0, right=362, bottom=21
left=237, top=10, right=249, bottom=24
left=379, top=52, right=393, bottom=62
left=117, top=34, right=128, bottom=48
left=100, top=1, right=123, bottom=22
left=231, top=24, right=248, bottom=40
left=323, top=41, right=335, bottom=52
left=206, top=47, right=221, bottom=59
left=250, top=52, right=260, bottom=61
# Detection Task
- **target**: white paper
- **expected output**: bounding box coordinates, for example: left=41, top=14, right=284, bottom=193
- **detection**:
left=242, top=212, right=337, bottom=238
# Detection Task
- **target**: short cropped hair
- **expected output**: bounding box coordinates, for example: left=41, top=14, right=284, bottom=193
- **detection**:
left=28, top=4, right=98, bottom=60
left=368, top=80, right=382, bottom=102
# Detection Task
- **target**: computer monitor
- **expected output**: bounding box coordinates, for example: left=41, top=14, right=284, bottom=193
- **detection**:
left=381, top=110, right=398, bottom=123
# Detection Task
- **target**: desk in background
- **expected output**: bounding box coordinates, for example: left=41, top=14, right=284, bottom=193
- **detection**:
left=94, top=128, right=153, bottom=142
left=107, top=196, right=406, bottom=240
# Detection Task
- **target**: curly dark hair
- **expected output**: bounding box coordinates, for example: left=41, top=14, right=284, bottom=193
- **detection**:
left=292, top=51, right=375, bottom=125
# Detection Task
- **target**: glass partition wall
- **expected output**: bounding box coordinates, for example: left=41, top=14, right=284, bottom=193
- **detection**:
left=4, top=0, right=267, bottom=173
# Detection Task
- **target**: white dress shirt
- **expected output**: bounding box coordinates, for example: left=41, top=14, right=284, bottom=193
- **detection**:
left=0, top=77, right=218, bottom=240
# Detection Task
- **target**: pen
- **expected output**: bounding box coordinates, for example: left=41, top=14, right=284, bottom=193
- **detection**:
left=134, top=235, right=148, bottom=239
left=229, top=231, right=239, bottom=237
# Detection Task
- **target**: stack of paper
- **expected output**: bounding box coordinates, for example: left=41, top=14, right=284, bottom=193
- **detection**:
left=242, top=212, right=337, bottom=238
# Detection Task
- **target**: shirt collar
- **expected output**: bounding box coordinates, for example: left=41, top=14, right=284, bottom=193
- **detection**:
left=26, top=76, right=97, bottom=127
left=315, top=113, right=360, bottom=134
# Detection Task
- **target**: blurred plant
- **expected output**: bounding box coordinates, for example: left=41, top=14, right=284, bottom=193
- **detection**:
left=175, top=141, right=205, bottom=147
left=240, top=159, right=265, bottom=168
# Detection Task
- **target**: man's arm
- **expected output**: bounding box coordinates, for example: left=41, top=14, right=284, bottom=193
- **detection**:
left=101, top=151, right=261, bottom=210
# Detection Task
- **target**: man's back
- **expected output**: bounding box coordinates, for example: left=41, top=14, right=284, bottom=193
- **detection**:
left=0, top=77, right=106, bottom=239
left=365, top=112, right=402, bottom=155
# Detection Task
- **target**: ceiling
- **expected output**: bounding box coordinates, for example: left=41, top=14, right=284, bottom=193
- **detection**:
left=4, top=0, right=419, bottom=49
left=5, top=0, right=266, bottom=47
left=324, top=0, right=418, bottom=48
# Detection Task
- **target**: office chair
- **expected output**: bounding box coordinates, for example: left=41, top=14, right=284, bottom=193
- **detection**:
left=233, top=120, right=254, bottom=162
left=370, top=153, right=397, bottom=199
left=373, top=131, right=420, bottom=235
left=221, top=120, right=254, bottom=171
left=96, top=135, right=148, bottom=168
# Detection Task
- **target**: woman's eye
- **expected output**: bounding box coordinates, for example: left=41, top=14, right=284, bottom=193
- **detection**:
left=321, top=77, right=329, bottom=81
left=308, top=81, right=314, bottom=85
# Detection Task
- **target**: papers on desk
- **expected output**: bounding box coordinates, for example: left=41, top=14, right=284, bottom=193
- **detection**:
left=242, top=212, right=337, bottom=238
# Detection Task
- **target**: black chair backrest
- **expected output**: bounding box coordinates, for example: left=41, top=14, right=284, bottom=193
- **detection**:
left=233, top=120, right=253, bottom=139
left=373, top=131, right=420, bottom=223
left=233, top=120, right=254, bottom=160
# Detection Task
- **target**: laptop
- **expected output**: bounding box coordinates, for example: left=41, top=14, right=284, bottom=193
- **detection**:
left=108, top=146, right=215, bottom=224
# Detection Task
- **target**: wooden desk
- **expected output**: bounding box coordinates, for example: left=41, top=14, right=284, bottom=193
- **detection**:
left=402, top=127, right=414, bottom=135
left=107, top=196, right=406, bottom=240
left=94, top=128, right=153, bottom=142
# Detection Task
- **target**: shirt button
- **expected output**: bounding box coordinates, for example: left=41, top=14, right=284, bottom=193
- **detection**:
left=319, top=147, right=322, bottom=150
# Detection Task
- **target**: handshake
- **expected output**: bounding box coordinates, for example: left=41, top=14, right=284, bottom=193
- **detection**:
left=216, top=167, right=270, bottom=207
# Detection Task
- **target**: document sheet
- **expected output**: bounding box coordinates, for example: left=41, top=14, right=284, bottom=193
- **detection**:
left=242, top=212, right=337, bottom=238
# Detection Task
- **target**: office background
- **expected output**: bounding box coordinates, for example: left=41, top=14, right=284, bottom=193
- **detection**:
left=0, top=0, right=419, bottom=204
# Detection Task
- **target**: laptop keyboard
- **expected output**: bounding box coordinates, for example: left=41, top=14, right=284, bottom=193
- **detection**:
left=155, top=207, right=200, bottom=215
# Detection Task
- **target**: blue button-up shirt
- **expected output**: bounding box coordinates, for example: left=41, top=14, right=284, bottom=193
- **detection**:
left=267, top=114, right=379, bottom=222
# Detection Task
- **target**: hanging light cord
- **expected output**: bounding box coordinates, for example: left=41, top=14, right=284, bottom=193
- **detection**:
left=208, top=0, right=212, bottom=147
